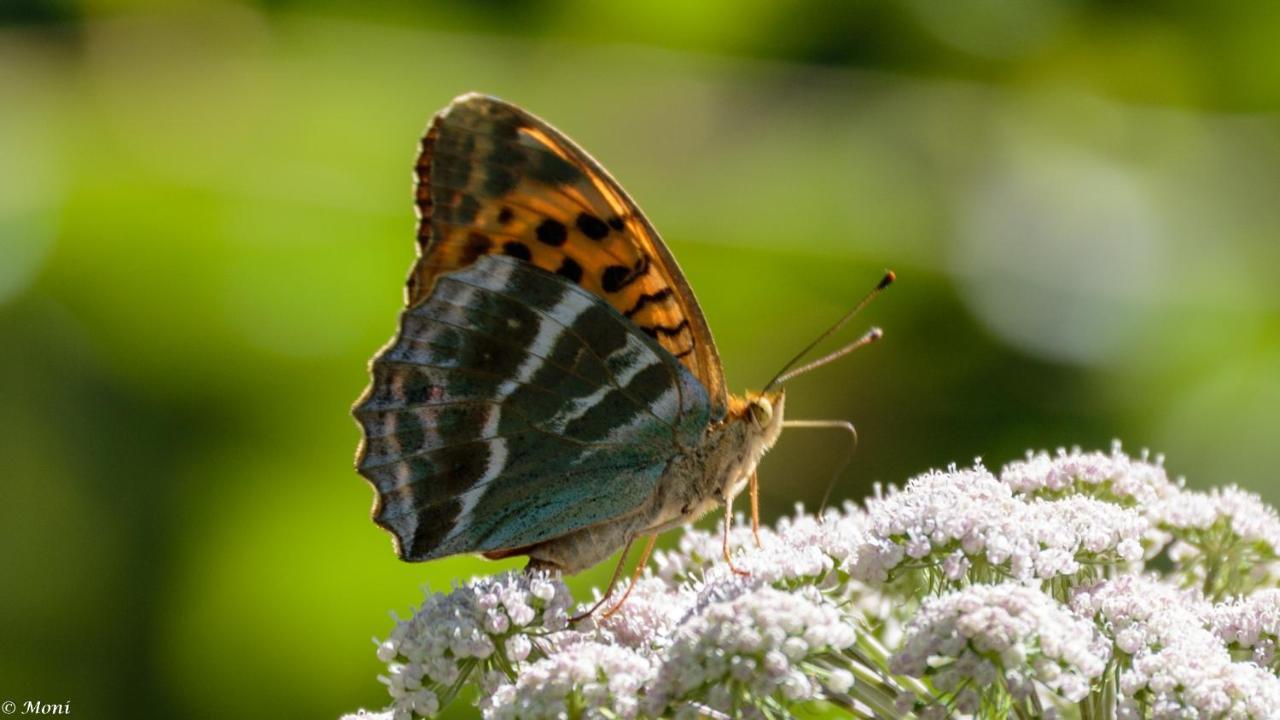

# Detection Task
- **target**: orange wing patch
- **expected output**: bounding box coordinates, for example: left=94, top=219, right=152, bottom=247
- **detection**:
left=407, top=93, right=727, bottom=416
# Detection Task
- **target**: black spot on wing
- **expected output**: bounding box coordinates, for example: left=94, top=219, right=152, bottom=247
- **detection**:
left=575, top=212, right=609, bottom=240
left=601, top=265, right=628, bottom=293
left=503, top=241, right=532, bottom=261
left=536, top=219, right=568, bottom=246
left=601, top=256, right=651, bottom=293
left=556, top=257, right=583, bottom=284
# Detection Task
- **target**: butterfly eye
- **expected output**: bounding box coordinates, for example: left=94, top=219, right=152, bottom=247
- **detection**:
left=749, top=397, right=773, bottom=428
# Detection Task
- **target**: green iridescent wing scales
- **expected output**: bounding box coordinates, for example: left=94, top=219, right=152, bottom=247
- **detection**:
left=354, top=255, right=710, bottom=560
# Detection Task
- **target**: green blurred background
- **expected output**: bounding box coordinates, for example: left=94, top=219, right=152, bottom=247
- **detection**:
left=3, top=0, right=1279, bottom=717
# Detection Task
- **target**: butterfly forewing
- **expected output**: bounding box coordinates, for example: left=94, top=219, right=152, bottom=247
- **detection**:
left=409, top=93, right=727, bottom=417
left=354, top=255, right=711, bottom=560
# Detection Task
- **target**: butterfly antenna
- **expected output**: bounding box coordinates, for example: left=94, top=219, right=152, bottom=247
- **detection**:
left=763, top=271, right=894, bottom=392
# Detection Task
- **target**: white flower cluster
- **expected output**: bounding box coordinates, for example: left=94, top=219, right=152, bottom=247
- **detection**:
left=1212, top=589, right=1280, bottom=670
left=482, top=640, right=654, bottom=720
left=1000, top=442, right=1177, bottom=505
left=652, top=504, right=867, bottom=587
left=855, top=463, right=1147, bottom=586
left=891, top=582, right=1110, bottom=711
left=585, top=576, right=694, bottom=650
left=373, top=571, right=573, bottom=720
left=1151, top=484, right=1280, bottom=552
left=1151, top=484, right=1279, bottom=541
left=646, top=583, right=858, bottom=716
left=1001, top=444, right=1280, bottom=596
left=1073, top=575, right=1280, bottom=719
left=1150, top=485, right=1280, bottom=597
left=347, top=445, right=1280, bottom=720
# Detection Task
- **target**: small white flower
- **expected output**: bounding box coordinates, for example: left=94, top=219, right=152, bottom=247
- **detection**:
left=1151, top=485, right=1280, bottom=597
left=372, top=571, right=574, bottom=718
left=505, top=634, right=532, bottom=663
left=858, top=462, right=1148, bottom=587
left=482, top=641, right=653, bottom=720
left=647, top=583, right=856, bottom=716
left=1000, top=442, right=1177, bottom=506
left=587, top=576, right=694, bottom=650
left=1212, top=589, right=1280, bottom=671
left=892, top=582, right=1109, bottom=705
left=941, top=550, right=970, bottom=580
left=825, top=667, right=854, bottom=694
left=376, top=639, right=398, bottom=663
left=1073, top=575, right=1280, bottom=718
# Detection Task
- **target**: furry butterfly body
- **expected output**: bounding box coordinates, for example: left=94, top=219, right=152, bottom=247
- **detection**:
left=354, top=93, right=785, bottom=574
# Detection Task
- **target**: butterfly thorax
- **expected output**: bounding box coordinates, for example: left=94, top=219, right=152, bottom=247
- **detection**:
left=652, top=390, right=787, bottom=532
left=522, top=390, right=786, bottom=574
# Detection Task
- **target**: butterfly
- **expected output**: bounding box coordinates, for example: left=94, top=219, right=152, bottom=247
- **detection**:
left=353, top=93, right=888, bottom=592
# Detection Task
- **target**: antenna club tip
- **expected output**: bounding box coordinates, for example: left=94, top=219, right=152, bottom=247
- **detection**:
left=878, top=270, right=896, bottom=290
left=868, top=327, right=885, bottom=341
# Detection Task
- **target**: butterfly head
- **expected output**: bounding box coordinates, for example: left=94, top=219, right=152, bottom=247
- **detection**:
left=735, top=388, right=786, bottom=462
left=746, top=389, right=786, bottom=444
left=711, top=389, right=786, bottom=506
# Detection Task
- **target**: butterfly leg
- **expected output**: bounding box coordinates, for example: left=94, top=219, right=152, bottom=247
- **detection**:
left=749, top=470, right=762, bottom=548
left=569, top=537, right=635, bottom=623
left=722, top=496, right=750, bottom=577
left=601, top=534, right=657, bottom=619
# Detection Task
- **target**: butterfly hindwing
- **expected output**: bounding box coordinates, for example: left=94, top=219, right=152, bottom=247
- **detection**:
left=354, top=255, right=711, bottom=560
left=409, top=93, right=728, bottom=417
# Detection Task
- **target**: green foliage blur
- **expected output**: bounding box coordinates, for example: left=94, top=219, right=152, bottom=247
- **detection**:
left=2, top=0, right=1279, bottom=717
